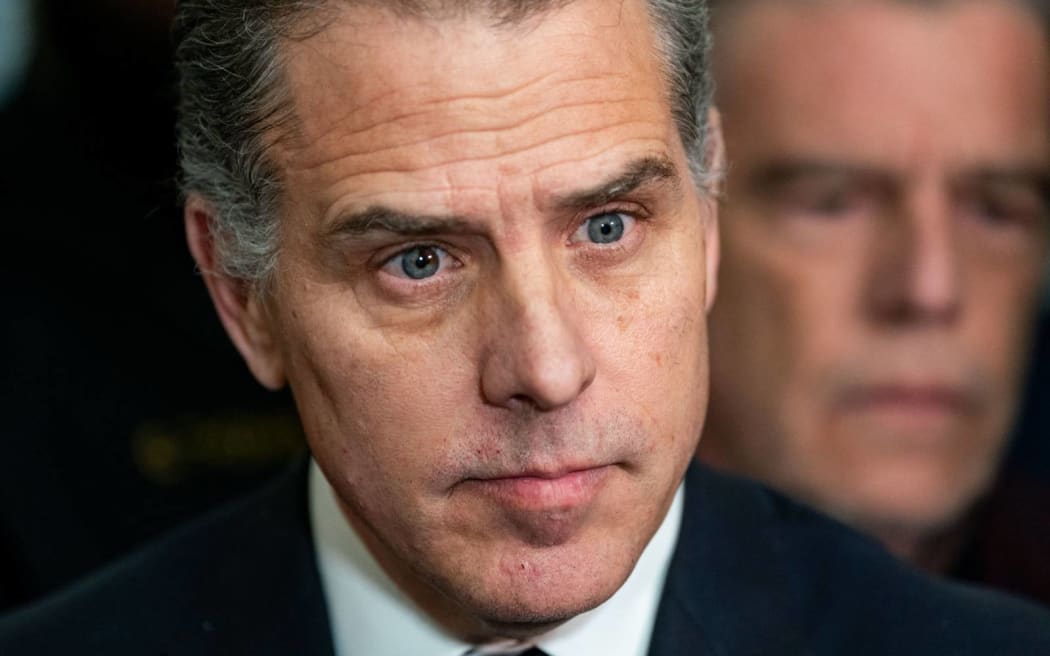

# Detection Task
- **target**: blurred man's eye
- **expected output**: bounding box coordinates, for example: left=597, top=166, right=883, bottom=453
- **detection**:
left=775, top=181, right=874, bottom=220
left=803, top=189, right=859, bottom=217
left=959, top=185, right=1046, bottom=230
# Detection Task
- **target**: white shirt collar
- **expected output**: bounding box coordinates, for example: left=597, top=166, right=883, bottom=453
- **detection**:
left=309, top=460, right=684, bottom=656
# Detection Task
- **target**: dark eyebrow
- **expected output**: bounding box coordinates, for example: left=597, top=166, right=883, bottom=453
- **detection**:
left=748, top=159, right=892, bottom=192
left=966, top=167, right=1050, bottom=220
left=964, top=166, right=1050, bottom=198
left=324, top=207, right=478, bottom=241
left=552, top=155, right=682, bottom=213
left=323, top=155, right=682, bottom=242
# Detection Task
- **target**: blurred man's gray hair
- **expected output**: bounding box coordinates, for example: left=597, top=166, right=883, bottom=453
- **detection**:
left=174, top=0, right=716, bottom=284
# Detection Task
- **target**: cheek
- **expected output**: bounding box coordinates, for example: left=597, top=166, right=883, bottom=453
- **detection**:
left=962, top=272, right=1042, bottom=394
left=279, top=300, right=476, bottom=490
left=607, top=267, right=711, bottom=451
left=715, top=230, right=844, bottom=388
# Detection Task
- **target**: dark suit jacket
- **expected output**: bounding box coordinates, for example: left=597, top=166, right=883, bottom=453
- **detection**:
left=954, top=472, right=1050, bottom=607
left=2, top=460, right=1049, bottom=654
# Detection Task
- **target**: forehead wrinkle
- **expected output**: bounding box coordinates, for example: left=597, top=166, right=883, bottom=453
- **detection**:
left=306, top=134, right=673, bottom=235
left=278, top=13, right=665, bottom=172
left=282, top=66, right=567, bottom=161
left=284, top=79, right=653, bottom=173
left=289, top=116, right=668, bottom=194
left=315, top=143, right=678, bottom=236
left=279, top=6, right=654, bottom=146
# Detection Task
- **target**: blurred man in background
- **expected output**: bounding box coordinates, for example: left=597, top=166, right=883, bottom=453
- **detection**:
left=700, top=0, right=1050, bottom=603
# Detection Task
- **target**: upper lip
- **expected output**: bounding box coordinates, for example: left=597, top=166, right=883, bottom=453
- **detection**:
left=471, top=463, right=609, bottom=482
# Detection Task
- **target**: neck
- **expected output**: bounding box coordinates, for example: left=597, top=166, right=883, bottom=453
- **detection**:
left=876, top=515, right=976, bottom=574
left=696, top=431, right=979, bottom=575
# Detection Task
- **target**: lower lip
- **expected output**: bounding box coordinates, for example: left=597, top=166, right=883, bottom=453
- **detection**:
left=844, top=385, right=969, bottom=409
left=464, top=466, right=613, bottom=512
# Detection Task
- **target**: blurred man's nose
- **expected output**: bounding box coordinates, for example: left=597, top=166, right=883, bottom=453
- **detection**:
left=479, top=255, right=597, bottom=412
left=867, top=183, right=963, bottom=325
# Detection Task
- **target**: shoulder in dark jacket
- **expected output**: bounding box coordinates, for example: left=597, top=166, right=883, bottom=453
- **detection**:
left=0, top=458, right=334, bottom=655
left=650, top=464, right=1050, bottom=655
left=3, top=460, right=1048, bottom=655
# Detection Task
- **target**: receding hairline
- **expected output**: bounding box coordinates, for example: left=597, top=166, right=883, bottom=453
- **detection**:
left=174, top=0, right=716, bottom=283
left=266, top=0, right=636, bottom=140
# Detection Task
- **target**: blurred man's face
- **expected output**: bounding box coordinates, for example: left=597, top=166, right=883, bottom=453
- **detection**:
left=195, top=0, right=717, bottom=639
left=703, top=0, right=1049, bottom=548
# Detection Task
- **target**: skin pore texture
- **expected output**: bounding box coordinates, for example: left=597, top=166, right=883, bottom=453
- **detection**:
left=700, top=0, right=1049, bottom=570
left=187, top=0, right=719, bottom=643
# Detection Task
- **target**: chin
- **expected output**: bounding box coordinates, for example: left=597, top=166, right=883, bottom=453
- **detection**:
left=826, top=459, right=997, bottom=541
left=472, top=599, right=600, bottom=640
left=447, top=536, right=637, bottom=637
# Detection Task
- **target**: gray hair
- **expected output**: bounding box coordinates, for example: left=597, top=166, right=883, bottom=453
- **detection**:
left=174, top=0, right=716, bottom=284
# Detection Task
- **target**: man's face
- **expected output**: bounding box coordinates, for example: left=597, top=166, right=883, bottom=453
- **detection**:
left=704, top=0, right=1049, bottom=543
left=211, top=0, right=716, bottom=637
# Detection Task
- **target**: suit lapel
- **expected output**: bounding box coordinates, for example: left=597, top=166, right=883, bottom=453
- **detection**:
left=196, top=455, right=337, bottom=656
left=648, top=462, right=817, bottom=656
left=647, top=465, right=722, bottom=656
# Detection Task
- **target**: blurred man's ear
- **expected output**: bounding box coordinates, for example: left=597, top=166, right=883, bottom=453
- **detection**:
left=703, top=108, right=723, bottom=313
left=184, top=195, right=286, bottom=391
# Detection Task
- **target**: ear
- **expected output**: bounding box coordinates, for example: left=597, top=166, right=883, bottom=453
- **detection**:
left=184, top=195, right=287, bottom=390
left=702, top=108, right=724, bottom=313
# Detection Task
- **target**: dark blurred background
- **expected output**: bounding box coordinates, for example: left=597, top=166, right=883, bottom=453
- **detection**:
left=0, top=0, right=302, bottom=612
left=0, top=0, right=1046, bottom=615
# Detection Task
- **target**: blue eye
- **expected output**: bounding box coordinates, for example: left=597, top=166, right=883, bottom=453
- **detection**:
left=577, top=212, right=631, bottom=244
left=387, top=245, right=448, bottom=280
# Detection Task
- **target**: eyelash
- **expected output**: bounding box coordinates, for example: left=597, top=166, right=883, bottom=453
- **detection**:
left=376, top=241, right=462, bottom=278
left=569, top=205, right=645, bottom=251
left=373, top=204, right=647, bottom=284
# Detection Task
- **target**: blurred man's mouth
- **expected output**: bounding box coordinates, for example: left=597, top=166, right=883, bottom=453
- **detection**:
left=838, top=383, right=977, bottom=434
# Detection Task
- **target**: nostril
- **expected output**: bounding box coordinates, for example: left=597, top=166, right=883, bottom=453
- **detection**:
left=480, top=330, right=596, bottom=411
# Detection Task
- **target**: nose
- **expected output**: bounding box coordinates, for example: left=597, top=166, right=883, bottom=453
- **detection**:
left=479, top=260, right=596, bottom=412
left=867, top=185, right=962, bottom=325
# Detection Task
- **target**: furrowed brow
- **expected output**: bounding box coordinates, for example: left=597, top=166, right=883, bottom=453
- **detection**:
left=966, top=166, right=1050, bottom=199
left=324, top=207, right=477, bottom=241
left=323, top=156, right=681, bottom=242
left=553, top=155, right=681, bottom=214
left=750, top=159, right=890, bottom=191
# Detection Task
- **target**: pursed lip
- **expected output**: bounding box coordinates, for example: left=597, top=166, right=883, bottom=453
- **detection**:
left=459, top=464, right=615, bottom=512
